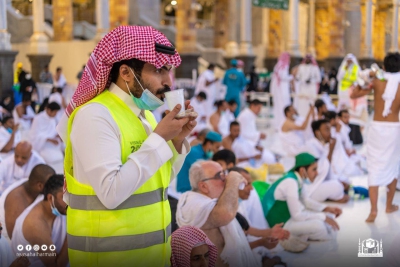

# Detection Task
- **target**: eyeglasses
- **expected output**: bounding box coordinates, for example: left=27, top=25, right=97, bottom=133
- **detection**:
left=201, top=170, right=228, bottom=182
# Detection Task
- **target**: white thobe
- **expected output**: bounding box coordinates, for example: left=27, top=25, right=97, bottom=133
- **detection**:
left=0, top=127, right=21, bottom=161
left=190, top=97, right=208, bottom=133
left=218, top=112, right=231, bottom=138
left=302, top=138, right=346, bottom=202
left=237, top=108, right=261, bottom=147
left=270, top=67, right=292, bottom=130
left=48, top=92, right=65, bottom=123
left=29, top=112, right=64, bottom=173
left=62, top=83, right=189, bottom=209
left=0, top=151, right=44, bottom=195
left=239, top=190, right=277, bottom=261
left=12, top=105, right=35, bottom=141
left=53, top=73, right=67, bottom=88
left=274, top=173, right=336, bottom=241
left=232, top=137, right=276, bottom=168
left=295, top=64, right=321, bottom=118
left=195, top=69, right=217, bottom=117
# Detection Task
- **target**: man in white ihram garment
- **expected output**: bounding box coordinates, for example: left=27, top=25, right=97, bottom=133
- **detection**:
left=195, top=64, right=219, bottom=118
left=0, top=116, right=21, bottom=160
left=29, top=102, right=64, bottom=173
left=270, top=52, right=293, bottom=130
left=295, top=54, right=321, bottom=118
left=11, top=174, right=68, bottom=267
left=176, top=160, right=261, bottom=267
left=302, top=120, right=349, bottom=203
left=13, top=95, right=35, bottom=141
left=190, top=92, right=208, bottom=134
left=350, top=52, right=400, bottom=223
left=0, top=141, right=44, bottom=195
left=280, top=105, right=314, bottom=157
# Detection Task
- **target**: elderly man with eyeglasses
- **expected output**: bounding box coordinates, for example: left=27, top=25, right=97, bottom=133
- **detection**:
left=177, top=160, right=265, bottom=267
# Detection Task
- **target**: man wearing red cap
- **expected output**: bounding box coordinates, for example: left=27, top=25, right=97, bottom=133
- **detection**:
left=57, top=26, right=197, bottom=266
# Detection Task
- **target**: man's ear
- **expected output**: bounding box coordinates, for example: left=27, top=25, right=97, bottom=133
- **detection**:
left=119, top=64, right=132, bottom=82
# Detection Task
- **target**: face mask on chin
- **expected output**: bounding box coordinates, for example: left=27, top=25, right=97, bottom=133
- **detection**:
left=206, top=150, right=214, bottom=159
left=125, top=68, right=164, bottom=111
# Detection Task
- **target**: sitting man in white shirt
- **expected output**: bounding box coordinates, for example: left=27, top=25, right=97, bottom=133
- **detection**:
left=233, top=167, right=290, bottom=262
left=190, top=92, right=208, bottom=134
left=264, top=153, right=341, bottom=249
left=13, top=95, right=35, bottom=141
left=0, top=116, right=20, bottom=160
left=11, top=174, right=68, bottom=267
left=0, top=164, right=55, bottom=241
left=337, top=109, right=356, bottom=154
left=48, top=87, right=67, bottom=123
left=176, top=160, right=263, bottom=267
left=29, top=102, right=64, bottom=173
left=324, top=111, right=364, bottom=178
left=0, top=141, right=45, bottom=195
left=237, top=99, right=266, bottom=147
left=303, top=120, right=349, bottom=203
left=280, top=105, right=314, bottom=157
left=223, top=121, right=276, bottom=167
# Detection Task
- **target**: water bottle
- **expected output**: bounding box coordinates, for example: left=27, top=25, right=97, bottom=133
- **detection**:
left=371, top=63, right=385, bottom=80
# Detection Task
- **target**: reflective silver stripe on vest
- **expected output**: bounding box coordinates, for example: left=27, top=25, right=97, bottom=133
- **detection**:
left=67, top=224, right=171, bottom=252
left=68, top=188, right=168, bottom=210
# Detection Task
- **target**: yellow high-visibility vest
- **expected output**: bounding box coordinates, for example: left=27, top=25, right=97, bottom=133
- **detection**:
left=65, top=90, right=172, bottom=267
left=339, top=64, right=359, bottom=91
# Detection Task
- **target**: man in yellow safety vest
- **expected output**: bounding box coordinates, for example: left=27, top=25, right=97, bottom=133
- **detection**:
left=56, top=26, right=197, bottom=267
left=337, top=53, right=360, bottom=110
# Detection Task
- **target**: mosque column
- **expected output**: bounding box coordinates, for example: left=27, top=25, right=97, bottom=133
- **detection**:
left=0, top=0, right=11, bottom=50
left=214, top=0, right=229, bottom=49
left=326, top=0, right=345, bottom=68
left=53, top=0, right=74, bottom=41
left=288, top=0, right=301, bottom=57
left=175, top=0, right=199, bottom=79
left=225, top=0, right=239, bottom=58
left=361, top=0, right=374, bottom=59
left=390, top=0, right=400, bottom=52
left=95, top=0, right=110, bottom=41
left=308, top=0, right=316, bottom=56
left=27, top=0, right=53, bottom=82
left=110, top=0, right=129, bottom=30
left=0, top=0, right=18, bottom=96
left=264, top=9, right=284, bottom=71
left=237, top=0, right=255, bottom=73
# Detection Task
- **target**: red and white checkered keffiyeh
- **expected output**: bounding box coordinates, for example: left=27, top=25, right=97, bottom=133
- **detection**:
left=171, top=226, right=218, bottom=267
left=66, top=25, right=181, bottom=116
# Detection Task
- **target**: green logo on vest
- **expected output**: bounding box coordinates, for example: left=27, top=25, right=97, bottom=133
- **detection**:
left=130, top=140, right=144, bottom=153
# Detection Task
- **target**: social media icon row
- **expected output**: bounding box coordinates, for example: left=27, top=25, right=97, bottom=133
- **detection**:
left=17, top=244, right=56, bottom=251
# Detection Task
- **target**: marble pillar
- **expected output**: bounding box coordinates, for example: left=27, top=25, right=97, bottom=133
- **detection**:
left=95, top=0, right=110, bottom=41
left=175, top=0, right=199, bottom=79
left=53, top=0, right=74, bottom=41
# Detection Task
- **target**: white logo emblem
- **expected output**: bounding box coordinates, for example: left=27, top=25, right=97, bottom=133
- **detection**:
left=25, top=245, right=32, bottom=251
left=41, top=245, right=48, bottom=251
left=33, top=245, right=40, bottom=251
left=49, top=244, right=56, bottom=251
left=17, top=245, right=23, bottom=251
left=358, top=238, right=383, bottom=257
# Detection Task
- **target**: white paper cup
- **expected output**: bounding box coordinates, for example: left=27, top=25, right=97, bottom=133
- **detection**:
left=165, top=89, right=185, bottom=116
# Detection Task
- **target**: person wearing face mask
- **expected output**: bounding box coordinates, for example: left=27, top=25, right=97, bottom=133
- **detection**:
left=0, top=116, right=21, bottom=160
left=263, top=153, right=341, bottom=250
left=294, top=54, right=321, bottom=118
left=177, top=131, right=222, bottom=193
left=55, top=26, right=197, bottom=267
left=11, top=174, right=68, bottom=267
left=280, top=105, right=314, bottom=157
